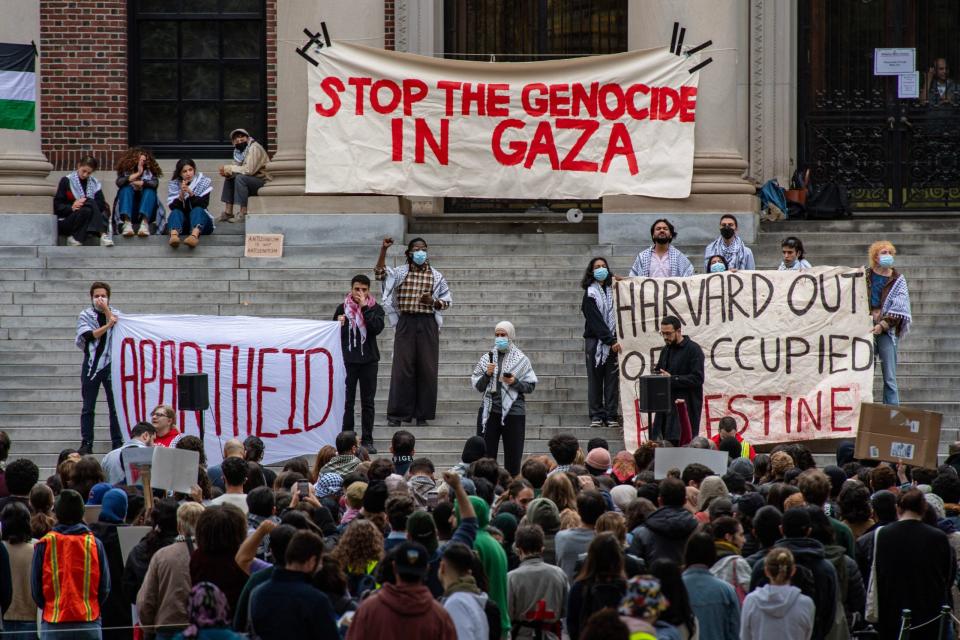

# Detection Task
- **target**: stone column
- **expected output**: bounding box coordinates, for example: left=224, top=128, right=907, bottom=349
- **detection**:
left=0, top=0, right=55, bottom=246
left=248, top=0, right=405, bottom=243
left=601, top=0, right=758, bottom=245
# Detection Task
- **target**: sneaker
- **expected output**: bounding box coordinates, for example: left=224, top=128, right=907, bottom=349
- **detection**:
left=137, top=223, right=150, bottom=237
left=589, top=419, right=604, bottom=428
left=169, top=231, right=180, bottom=248
left=216, top=212, right=234, bottom=223
left=184, top=233, right=200, bottom=248
left=66, top=236, right=82, bottom=247
left=416, top=418, right=428, bottom=426
left=387, top=419, right=401, bottom=427
left=121, top=221, right=134, bottom=237
left=363, top=443, right=378, bottom=454
left=77, top=443, right=92, bottom=455
left=100, top=235, right=114, bottom=247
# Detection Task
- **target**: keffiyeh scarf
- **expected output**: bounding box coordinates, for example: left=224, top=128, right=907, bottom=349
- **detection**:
left=76, top=306, right=117, bottom=379
left=166, top=172, right=213, bottom=206
left=587, top=281, right=616, bottom=366
left=472, top=344, right=537, bottom=431
left=881, top=273, right=912, bottom=337
left=343, top=292, right=377, bottom=355
left=630, top=245, right=695, bottom=277
left=67, top=171, right=101, bottom=200
left=705, top=235, right=746, bottom=270
left=233, top=138, right=256, bottom=165
left=381, top=264, right=452, bottom=328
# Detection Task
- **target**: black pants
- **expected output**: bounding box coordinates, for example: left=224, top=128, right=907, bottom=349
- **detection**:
left=58, top=205, right=107, bottom=242
left=482, top=412, right=525, bottom=476
left=80, top=359, right=123, bottom=448
left=343, top=361, right=378, bottom=443
left=585, top=338, right=620, bottom=421
left=387, top=314, right=439, bottom=421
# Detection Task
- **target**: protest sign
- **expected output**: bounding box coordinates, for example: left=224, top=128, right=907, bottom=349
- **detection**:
left=616, top=267, right=875, bottom=450
left=151, top=447, right=200, bottom=495
left=653, top=448, right=729, bottom=480
left=118, top=526, right=152, bottom=562
left=306, top=42, right=700, bottom=199
left=122, top=446, right=153, bottom=486
left=83, top=505, right=101, bottom=525
left=111, top=315, right=345, bottom=465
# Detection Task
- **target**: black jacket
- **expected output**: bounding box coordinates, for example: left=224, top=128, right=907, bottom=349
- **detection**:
left=249, top=568, right=339, bottom=640
left=89, top=521, right=133, bottom=640
left=652, top=336, right=705, bottom=441
left=54, top=176, right=109, bottom=219
left=628, top=506, right=699, bottom=566
left=333, top=302, right=386, bottom=365
left=581, top=288, right=616, bottom=344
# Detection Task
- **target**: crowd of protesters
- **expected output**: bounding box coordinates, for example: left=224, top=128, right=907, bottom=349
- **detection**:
left=0, top=422, right=958, bottom=640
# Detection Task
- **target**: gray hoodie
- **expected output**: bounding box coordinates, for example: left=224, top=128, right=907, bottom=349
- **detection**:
left=740, top=584, right=815, bottom=640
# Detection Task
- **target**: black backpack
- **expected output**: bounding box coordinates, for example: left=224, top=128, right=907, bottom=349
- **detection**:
left=580, top=580, right=627, bottom=626
left=483, top=599, right=503, bottom=640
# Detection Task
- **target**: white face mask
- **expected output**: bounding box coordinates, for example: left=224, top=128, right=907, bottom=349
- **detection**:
left=92, top=295, right=108, bottom=307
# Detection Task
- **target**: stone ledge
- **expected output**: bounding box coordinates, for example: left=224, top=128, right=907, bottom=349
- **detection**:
left=0, top=212, right=57, bottom=246
left=244, top=213, right=406, bottom=245
left=246, top=194, right=402, bottom=215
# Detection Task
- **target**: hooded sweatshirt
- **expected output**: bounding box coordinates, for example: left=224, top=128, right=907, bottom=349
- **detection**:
left=441, top=576, right=490, bottom=640
left=346, top=581, right=457, bottom=640
left=628, top=505, right=699, bottom=565
left=457, top=496, right=510, bottom=633
left=740, top=584, right=815, bottom=640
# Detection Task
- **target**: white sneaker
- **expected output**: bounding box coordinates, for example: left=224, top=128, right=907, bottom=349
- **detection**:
left=66, top=236, right=82, bottom=246
left=100, top=235, right=114, bottom=247
left=121, top=221, right=134, bottom=237
left=137, top=223, right=150, bottom=237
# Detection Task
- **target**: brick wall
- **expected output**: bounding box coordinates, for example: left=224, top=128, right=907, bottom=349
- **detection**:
left=265, top=0, right=277, bottom=155
left=40, top=0, right=129, bottom=171
left=384, top=0, right=394, bottom=50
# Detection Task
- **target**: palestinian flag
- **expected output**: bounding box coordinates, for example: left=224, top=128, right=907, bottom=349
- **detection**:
left=0, top=43, right=36, bottom=131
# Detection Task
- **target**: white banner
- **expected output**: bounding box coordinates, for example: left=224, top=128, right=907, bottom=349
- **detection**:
left=306, top=42, right=699, bottom=199
left=616, top=267, right=875, bottom=450
left=110, top=315, right=345, bottom=465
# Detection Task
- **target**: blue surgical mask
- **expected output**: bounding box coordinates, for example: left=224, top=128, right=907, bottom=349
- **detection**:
left=710, top=262, right=726, bottom=273
left=494, top=337, right=509, bottom=351
left=878, top=254, right=895, bottom=268
left=411, top=250, right=428, bottom=265
left=593, top=267, right=609, bottom=282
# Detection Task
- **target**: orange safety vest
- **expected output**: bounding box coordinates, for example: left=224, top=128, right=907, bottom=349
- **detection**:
left=40, top=530, right=102, bottom=623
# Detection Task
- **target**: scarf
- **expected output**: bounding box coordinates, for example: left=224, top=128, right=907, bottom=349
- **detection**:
left=233, top=139, right=255, bottom=165
left=67, top=171, right=101, bottom=200
left=443, top=575, right=483, bottom=598
left=630, top=245, right=695, bottom=277
left=76, top=306, right=117, bottom=379
left=472, top=343, right=537, bottom=430
left=778, top=259, right=811, bottom=271
left=880, top=272, right=912, bottom=337
left=166, top=172, right=214, bottom=206
left=343, top=292, right=377, bottom=354
left=705, top=235, right=747, bottom=270
left=183, top=582, right=231, bottom=639
left=586, top=281, right=616, bottom=366
left=319, top=454, right=361, bottom=477
left=381, top=263, right=452, bottom=328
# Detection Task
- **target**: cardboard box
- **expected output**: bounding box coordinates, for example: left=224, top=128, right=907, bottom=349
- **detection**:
left=854, top=402, right=942, bottom=469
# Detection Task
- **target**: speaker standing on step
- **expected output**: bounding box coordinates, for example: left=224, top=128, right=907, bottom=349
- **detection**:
left=581, top=257, right=622, bottom=429
left=651, top=316, right=705, bottom=445
left=77, top=281, right=124, bottom=455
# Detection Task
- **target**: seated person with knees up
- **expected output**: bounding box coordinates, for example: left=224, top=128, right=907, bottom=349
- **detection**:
left=54, top=155, right=113, bottom=247
left=165, top=158, right=214, bottom=249
left=218, top=128, right=271, bottom=223
left=114, top=147, right=162, bottom=238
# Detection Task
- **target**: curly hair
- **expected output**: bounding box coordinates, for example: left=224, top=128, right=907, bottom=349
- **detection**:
left=115, top=147, right=162, bottom=176
left=331, top=519, right=383, bottom=573
left=868, top=240, right=896, bottom=268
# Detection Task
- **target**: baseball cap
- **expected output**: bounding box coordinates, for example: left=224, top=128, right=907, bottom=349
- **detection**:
left=392, top=541, right=429, bottom=579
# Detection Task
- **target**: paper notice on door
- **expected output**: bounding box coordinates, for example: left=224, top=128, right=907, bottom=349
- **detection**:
left=898, top=71, right=920, bottom=99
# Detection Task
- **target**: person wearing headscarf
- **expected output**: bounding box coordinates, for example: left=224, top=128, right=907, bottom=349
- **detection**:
left=618, top=576, right=674, bottom=640
left=695, top=476, right=730, bottom=524
left=866, top=240, right=912, bottom=405
left=90, top=489, right=131, bottom=640
left=580, top=256, right=622, bottom=429
left=165, top=158, right=214, bottom=248
left=375, top=236, right=452, bottom=427
left=471, top=321, right=537, bottom=476
left=173, top=582, right=244, bottom=640
left=703, top=214, right=755, bottom=271
left=334, top=274, right=386, bottom=452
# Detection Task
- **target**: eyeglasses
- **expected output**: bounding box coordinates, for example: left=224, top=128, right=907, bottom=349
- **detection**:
left=151, top=411, right=169, bottom=418
left=659, top=331, right=675, bottom=337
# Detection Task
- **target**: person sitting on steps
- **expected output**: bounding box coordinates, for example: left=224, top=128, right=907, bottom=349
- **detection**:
left=217, top=128, right=271, bottom=224
left=54, top=155, right=113, bottom=247
left=114, top=147, right=162, bottom=238
left=166, top=158, right=214, bottom=249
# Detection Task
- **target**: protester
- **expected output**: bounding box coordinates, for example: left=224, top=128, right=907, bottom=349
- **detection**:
left=375, top=236, right=452, bottom=428
left=210, top=457, right=249, bottom=514
left=867, top=240, right=912, bottom=405
left=681, top=531, right=740, bottom=640
left=321, top=431, right=363, bottom=477
left=189, top=504, right=249, bottom=612
left=438, top=542, right=492, bottom=640
left=54, top=155, right=113, bottom=247
left=124, top=498, right=179, bottom=607
left=617, top=575, right=674, bottom=640
left=649, top=559, right=699, bottom=640
left=173, top=582, right=244, bottom=640
left=706, top=254, right=729, bottom=273
left=0, top=458, right=39, bottom=513
left=555, top=489, right=605, bottom=580
left=703, top=215, right=756, bottom=271
left=710, top=417, right=755, bottom=460
left=101, top=421, right=156, bottom=484
left=149, top=405, right=182, bottom=447
left=335, top=274, right=386, bottom=452
left=547, top=434, right=579, bottom=477
left=566, top=532, right=628, bottom=640
left=207, top=439, right=245, bottom=491
left=166, top=158, right=214, bottom=248
left=652, top=316, right=705, bottom=442
left=472, top=320, right=537, bottom=475
left=218, top=128, right=271, bottom=223
left=90, top=488, right=131, bottom=640
left=628, top=219, right=695, bottom=277
left=797, top=469, right=855, bottom=557
left=2, top=503, right=36, bottom=637
left=629, top=477, right=698, bottom=565
left=507, top=524, right=567, bottom=639
left=581, top=256, right=622, bottom=428
left=114, top=147, right=162, bottom=237
left=779, top=237, right=811, bottom=270
left=331, top=518, right=384, bottom=596
left=76, top=281, right=124, bottom=453
left=709, top=516, right=751, bottom=599
left=458, top=494, right=510, bottom=634
left=740, top=547, right=815, bottom=640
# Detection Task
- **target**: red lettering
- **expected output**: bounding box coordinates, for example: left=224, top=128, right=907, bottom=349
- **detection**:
left=158, top=340, right=177, bottom=410
left=657, top=87, right=680, bottom=120
left=206, top=344, right=231, bottom=436
left=119, top=338, right=139, bottom=436
left=727, top=395, right=751, bottom=435
left=491, top=119, right=526, bottom=165
left=232, top=346, right=254, bottom=437
left=521, top=83, right=548, bottom=117
left=571, top=82, right=599, bottom=117
left=314, top=77, right=344, bottom=117
left=255, top=348, right=279, bottom=439
left=281, top=349, right=305, bottom=435
left=598, top=84, right=625, bottom=120
left=830, top=387, right=854, bottom=432
left=523, top=121, right=559, bottom=170
left=650, top=87, right=660, bottom=119
left=401, top=78, right=428, bottom=115
left=391, top=118, right=402, bottom=161
left=370, top=79, right=401, bottom=114
left=557, top=118, right=599, bottom=172
left=702, top=394, right=723, bottom=438
left=625, top=84, right=650, bottom=119
left=461, top=82, right=486, bottom=115
left=753, top=395, right=780, bottom=437
left=548, top=84, right=571, bottom=117
left=679, top=86, right=697, bottom=122
left=436, top=80, right=461, bottom=117
left=785, top=396, right=793, bottom=433
left=178, top=342, right=204, bottom=432
left=138, top=339, right=157, bottom=423
left=796, top=392, right=822, bottom=433
left=600, top=123, right=638, bottom=175
left=414, top=118, right=448, bottom=165
left=486, top=83, right=509, bottom=117
left=304, top=348, right=334, bottom=430
left=346, top=77, right=372, bottom=115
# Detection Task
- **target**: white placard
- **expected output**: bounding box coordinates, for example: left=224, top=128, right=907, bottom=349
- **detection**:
left=123, top=446, right=154, bottom=486
left=150, top=446, right=200, bottom=495
left=653, top=448, right=729, bottom=480
left=118, top=526, right=152, bottom=562
left=898, top=71, right=920, bottom=99
left=874, top=48, right=915, bottom=75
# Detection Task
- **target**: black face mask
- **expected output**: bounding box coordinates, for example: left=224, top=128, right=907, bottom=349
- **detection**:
left=720, top=227, right=736, bottom=240
left=653, top=235, right=672, bottom=245
left=234, top=141, right=248, bottom=152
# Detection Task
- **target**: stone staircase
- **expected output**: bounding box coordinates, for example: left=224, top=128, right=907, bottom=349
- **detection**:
left=0, top=216, right=957, bottom=474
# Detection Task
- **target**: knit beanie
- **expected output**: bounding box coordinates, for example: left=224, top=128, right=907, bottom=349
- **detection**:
left=585, top=447, right=611, bottom=473
left=728, top=457, right=754, bottom=479
left=407, top=510, right=438, bottom=554
left=54, top=489, right=85, bottom=526
left=345, top=481, right=367, bottom=508
left=491, top=512, right=518, bottom=544
left=99, top=488, right=128, bottom=524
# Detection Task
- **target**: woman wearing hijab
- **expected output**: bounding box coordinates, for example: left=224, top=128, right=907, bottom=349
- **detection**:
left=165, top=158, right=214, bottom=248
left=173, top=582, right=245, bottom=640
left=580, top=257, right=621, bottom=429
left=472, top=321, right=537, bottom=476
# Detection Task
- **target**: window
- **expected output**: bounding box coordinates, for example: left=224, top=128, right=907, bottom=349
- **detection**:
left=443, top=0, right=627, bottom=213
left=129, top=0, right=266, bottom=156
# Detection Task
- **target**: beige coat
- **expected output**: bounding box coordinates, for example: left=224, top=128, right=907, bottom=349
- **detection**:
left=136, top=540, right=192, bottom=637
left=222, top=140, right=271, bottom=181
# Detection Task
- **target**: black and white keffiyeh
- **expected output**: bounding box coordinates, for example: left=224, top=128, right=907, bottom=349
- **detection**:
left=233, top=138, right=256, bottom=165
left=166, top=172, right=213, bottom=206
left=704, top=235, right=747, bottom=270
left=381, top=264, right=452, bottom=327
left=629, top=245, right=695, bottom=277
left=587, top=281, right=616, bottom=366
left=67, top=171, right=101, bottom=200
left=471, top=344, right=537, bottom=430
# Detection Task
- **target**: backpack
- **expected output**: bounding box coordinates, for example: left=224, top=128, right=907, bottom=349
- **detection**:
left=580, top=580, right=626, bottom=626
left=483, top=598, right=503, bottom=640
left=759, top=179, right=789, bottom=217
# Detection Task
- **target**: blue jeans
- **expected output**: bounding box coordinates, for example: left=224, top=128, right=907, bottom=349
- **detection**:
left=116, top=185, right=157, bottom=225
left=3, top=620, right=38, bottom=638
left=167, top=207, right=213, bottom=235
left=39, top=620, right=101, bottom=640
left=875, top=331, right=899, bottom=405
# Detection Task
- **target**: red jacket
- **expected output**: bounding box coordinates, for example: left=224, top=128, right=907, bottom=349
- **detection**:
left=711, top=432, right=756, bottom=461
left=347, top=582, right=457, bottom=640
